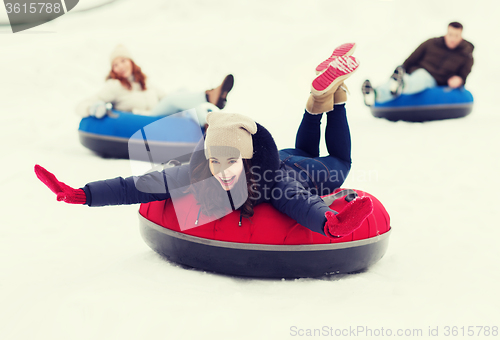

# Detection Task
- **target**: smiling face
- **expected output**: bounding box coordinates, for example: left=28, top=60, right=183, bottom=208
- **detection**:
left=208, top=156, right=244, bottom=191
left=111, top=57, right=133, bottom=78
left=444, top=26, right=463, bottom=50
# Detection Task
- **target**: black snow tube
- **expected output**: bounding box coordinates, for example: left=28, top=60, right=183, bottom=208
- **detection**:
left=139, top=214, right=391, bottom=279
left=371, top=86, right=473, bottom=122
left=78, top=111, right=202, bottom=162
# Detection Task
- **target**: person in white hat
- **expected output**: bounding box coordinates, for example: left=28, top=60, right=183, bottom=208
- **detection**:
left=76, top=44, right=234, bottom=127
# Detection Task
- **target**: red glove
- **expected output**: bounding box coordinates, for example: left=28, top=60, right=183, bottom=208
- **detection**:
left=324, top=196, right=373, bottom=238
left=34, top=165, right=87, bottom=204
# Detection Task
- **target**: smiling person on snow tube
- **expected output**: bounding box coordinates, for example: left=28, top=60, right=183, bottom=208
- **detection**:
left=76, top=44, right=234, bottom=127
left=36, top=43, right=378, bottom=248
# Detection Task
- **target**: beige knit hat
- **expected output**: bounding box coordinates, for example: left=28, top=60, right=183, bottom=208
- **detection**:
left=204, top=112, right=258, bottom=159
left=110, top=44, right=133, bottom=64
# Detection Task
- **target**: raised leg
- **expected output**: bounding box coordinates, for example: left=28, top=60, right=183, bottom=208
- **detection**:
left=150, top=90, right=207, bottom=116
left=325, top=104, right=351, bottom=164
left=374, top=68, right=437, bottom=103
left=294, top=110, right=322, bottom=158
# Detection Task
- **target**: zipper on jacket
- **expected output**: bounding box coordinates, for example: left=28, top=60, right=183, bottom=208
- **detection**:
left=195, top=208, right=201, bottom=226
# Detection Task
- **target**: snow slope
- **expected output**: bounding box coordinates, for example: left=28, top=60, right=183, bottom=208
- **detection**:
left=1, top=0, right=499, bottom=339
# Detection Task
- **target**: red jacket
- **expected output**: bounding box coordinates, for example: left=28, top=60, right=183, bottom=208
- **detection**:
left=139, top=189, right=390, bottom=245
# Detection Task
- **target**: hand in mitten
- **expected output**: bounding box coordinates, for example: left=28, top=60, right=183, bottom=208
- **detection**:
left=34, top=165, right=87, bottom=204
left=324, top=196, right=373, bottom=238
left=89, top=101, right=109, bottom=118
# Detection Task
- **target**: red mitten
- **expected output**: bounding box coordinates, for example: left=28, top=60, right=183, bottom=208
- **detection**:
left=34, top=165, right=87, bottom=204
left=324, top=196, right=373, bottom=238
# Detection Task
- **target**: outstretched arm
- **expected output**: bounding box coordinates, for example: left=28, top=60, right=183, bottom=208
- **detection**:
left=402, top=39, right=430, bottom=72
left=270, top=177, right=331, bottom=235
left=35, top=163, right=191, bottom=207
left=75, top=80, right=122, bottom=117
left=82, top=173, right=170, bottom=206
left=270, top=174, right=373, bottom=238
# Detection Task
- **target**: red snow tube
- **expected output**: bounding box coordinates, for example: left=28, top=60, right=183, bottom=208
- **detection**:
left=138, top=188, right=391, bottom=278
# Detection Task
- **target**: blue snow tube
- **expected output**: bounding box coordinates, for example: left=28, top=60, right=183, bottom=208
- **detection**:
left=78, top=111, right=203, bottom=162
left=370, top=87, right=473, bottom=122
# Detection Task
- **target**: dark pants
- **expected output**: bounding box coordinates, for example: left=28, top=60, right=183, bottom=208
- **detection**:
left=279, top=104, right=351, bottom=196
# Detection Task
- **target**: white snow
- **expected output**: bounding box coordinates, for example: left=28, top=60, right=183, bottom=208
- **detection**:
left=1, top=0, right=500, bottom=339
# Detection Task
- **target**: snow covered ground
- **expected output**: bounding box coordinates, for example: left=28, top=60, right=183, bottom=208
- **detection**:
left=1, top=0, right=499, bottom=339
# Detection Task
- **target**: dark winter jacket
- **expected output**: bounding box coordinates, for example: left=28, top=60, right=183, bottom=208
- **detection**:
left=402, top=37, right=474, bottom=86
left=82, top=123, right=332, bottom=235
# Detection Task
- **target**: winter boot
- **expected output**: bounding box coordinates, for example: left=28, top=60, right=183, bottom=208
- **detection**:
left=206, top=74, right=234, bottom=109
left=334, top=83, right=349, bottom=105
left=307, top=56, right=359, bottom=114
left=306, top=92, right=334, bottom=114
left=315, top=43, right=357, bottom=75
left=389, top=66, right=405, bottom=96
left=361, top=80, right=375, bottom=106
left=312, top=56, right=359, bottom=96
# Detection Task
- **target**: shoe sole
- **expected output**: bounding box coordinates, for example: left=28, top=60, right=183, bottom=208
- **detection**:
left=315, top=43, right=357, bottom=75
left=216, top=74, right=234, bottom=109
left=312, top=56, right=359, bottom=95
